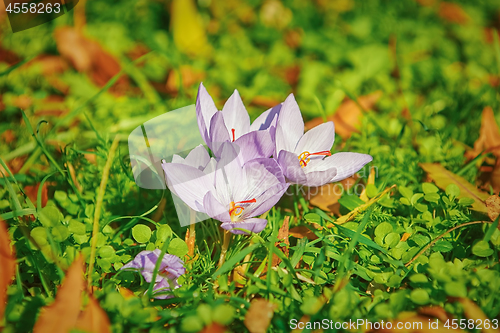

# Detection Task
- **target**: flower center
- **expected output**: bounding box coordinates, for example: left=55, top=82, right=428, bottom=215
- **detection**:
left=298, top=151, right=331, bottom=168
left=229, top=198, right=256, bottom=219
left=231, top=128, right=236, bottom=142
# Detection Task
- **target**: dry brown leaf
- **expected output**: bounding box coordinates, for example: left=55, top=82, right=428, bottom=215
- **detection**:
left=486, top=195, right=500, bottom=223
left=24, top=183, right=48, bottom=208
left=272, top=216, right=290, bottom=266
left=291, top=315, right=310, bottom=333
left=308, top=176, right=358, bottom=213
left=200, top=323, right=227, bottom=333
left=417, top=306, right=451, bottom=322
left=400, top=232, right=411, bottom=242
left=54, top=27, right=129, bottom=93
left=420, top=163, right=490, bottom=213
left=452, top=298, right=499, bottom=333
left=74, top=295, right=111, bottom=333
left=251, top=96, right=282, bottom=109
left=166, top=66, right=205, bottom=95
left=289, top=226, right=318, bottom=240
left=244, top=299, right=278, bottom=333
left=33, top=256, right=85, bottom=333
left=438, top=2, right=470, bottom=25
left=0, top=219, right=16, bottom=322
left=466, top=107, right=500, bottom=160
left=304, top=91, right=382, bottom=139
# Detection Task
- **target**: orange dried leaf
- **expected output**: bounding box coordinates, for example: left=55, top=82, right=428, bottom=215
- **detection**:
left=305, top=91, right=382, bottom=139
left=166, top=66, right=205, bottom=94
left=33, top=256, right=85, bottom=333
left=486, top=195, right=500, bottom=223
left=308, top=176, right=358, bottom=213
left=74, top=295, right=111, bottom=333
left=453, top=298, right=498, bottom=333
left=0, top=219, right=16, bottom=321
left=400, top=232, right=411, bottom=242
left=466, top=107, right=500, bottom=160
left=244, top=299, right=277, bottom=333
left=438, top=2, right=470, bottom=25
left=289, top=226, right=318, bottom=240
left=54, top=27, right=129, bottom=93
left=272, top=216, right=290, bottom=266
left=200, top=323, right=227, bottom=333
left=420, top=163, right=489, bottom=213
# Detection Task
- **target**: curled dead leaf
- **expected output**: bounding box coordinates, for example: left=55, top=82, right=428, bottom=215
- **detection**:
left=451, top=298, right=499, bottom=333
left=33, top=256, right=85, bottom=333
left=74, top=295, right=111, bottom=333
left=466, top=107, right=500, bottom=160
left=420, top=163, right=490, bottom=213
left=244, top=299, right=278, bottom=333
left=307, top=175, right=358, bottom=213
left=0, top=218, right=16, bottom=322
left=289, top=226, right=318, bottom=240
left=304, top=91, right=382, bottom=139
left=485, top=195, right=500, bottom=223
left=54, top=27, right=129, bottom=94
left=438, top=2, right=470, bottom=25
left=272, top=216, right=290, bottom=267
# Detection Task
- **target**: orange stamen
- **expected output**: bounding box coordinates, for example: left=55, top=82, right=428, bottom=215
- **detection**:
left=229, top=198, right=256, bottom=217
left=298, top=150, right=331, bottom=168
left=231, top=128, right=236, bottom=142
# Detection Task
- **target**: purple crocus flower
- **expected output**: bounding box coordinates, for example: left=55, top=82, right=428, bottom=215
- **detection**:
left=196, top=83, right=277, bottom=162
left=163, top=142, right=288, bottom=235
left=121, top=249, right=185, bottom=299
left=275, top=94, right=373, bottom=187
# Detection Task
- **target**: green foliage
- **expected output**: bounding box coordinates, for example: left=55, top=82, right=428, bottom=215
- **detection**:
left=1, top=0, right=500, bottom=331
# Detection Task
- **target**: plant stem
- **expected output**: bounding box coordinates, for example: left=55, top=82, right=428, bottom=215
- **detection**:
left=87, top=135, right=121, bottom=292
left=218, top=229, right=232, bottom=268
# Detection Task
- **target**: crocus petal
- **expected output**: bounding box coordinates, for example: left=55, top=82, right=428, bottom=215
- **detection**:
left=208, top=112, right=230, bottom=156
left=162, top=163, right=214, bottom=212
left=203, top=191, right=231, bottom=223
left=275, top=94, right=304, bottom=154
left=220, top=218, right=268, bottom=235
left=121, top=250, right=161, bottom=283
left=221, top=89, right=250, bottom=140
left=249, top=103, right=281, bottom=132
left=196, top=83, right=219, bottom=146
left=152, top=279, right=179, bottom=299
left=303, top=168, right=339, bottom=187
left=155, top=249, right=186, bottom=279
left=214, top=142, right=245, bottom=204
left=233, top=130, right=274, bottom=164
left=294, top=122, right=335, bottom=156
left=183, top=144, right=211, bottom=170
left=276, top=150, right=307, bottom=185
left=326, top=152, right=373, bottom=182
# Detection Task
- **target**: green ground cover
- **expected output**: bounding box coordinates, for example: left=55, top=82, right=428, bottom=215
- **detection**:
left=1, top=0, right=500, bottom=332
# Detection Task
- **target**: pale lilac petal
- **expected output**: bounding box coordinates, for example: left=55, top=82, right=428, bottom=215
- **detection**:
left=233, top=130, right=274, bottom=164
left=276, top=150, right=307, bottom=185
left=215, top=142, right=244, bottom=203
left=183, top=144, right=210, bottom=170
left=203, top=191, right=231, bottom=223
left=152, top=279, right=178, bottom=299
left=221, top=89, right=250, bottom=140
left=303, top=168, right=339, bottom=187
left=162, top=163, right=214, bottom=211
left=275, top=94, right=304, bottom=153
left=249, top=103, right=281, bottom=132
left=221, top=218, right=268, bottom=235
left=294, top=122, right=335, bottom=156
left=196, top=83, right=219, bottom=145
left=248, top=182, right=288, bottom=217
left=327, top=152, right=373, bottom=182
left=209, top=112, right=230, bottom=156
left=155, top=249, right=186, bottom=279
